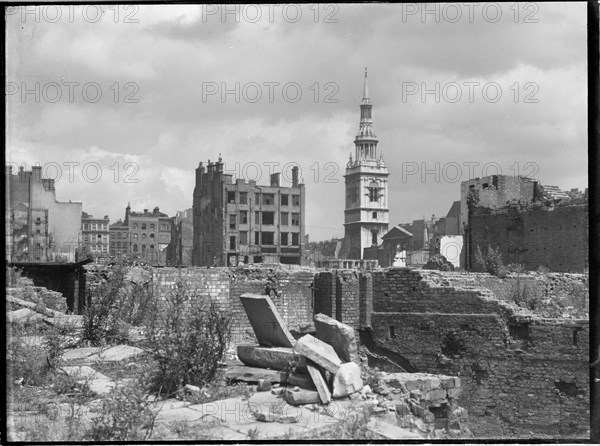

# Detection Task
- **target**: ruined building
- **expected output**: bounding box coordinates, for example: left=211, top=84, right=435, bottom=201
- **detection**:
left=342, top=69, right=390, bottom=259
left=192, top=157, right=306, bottom=266
left=166, top=208, right=193, bottom=266
left=6, top=165, right=82, bottom=262
left=108, top=204, right=172, bottom=264
left=81, top=212, right=110, bottom=258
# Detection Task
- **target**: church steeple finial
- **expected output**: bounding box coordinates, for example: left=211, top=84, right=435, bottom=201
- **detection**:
left=362, top=67, right=369, bottom=104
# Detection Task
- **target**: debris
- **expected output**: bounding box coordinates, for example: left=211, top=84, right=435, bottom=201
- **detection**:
left=306, top=361, right=331, bottom=404
left=288, top=373, right=315, bottom=390
left=240, top=294, right=296, bottom=347
left=313, top=313, right=359, bottom=363
left=225, top=365, right=288, bottom=384
left=257, top=379, right=272, bottom=392
left=285, top=386, right=321, bottom=405
left=332, top=362, right=364, bottom=398
left=237, top=345, right=306, bottom=371
left=294, top=334, right=342, bottom=374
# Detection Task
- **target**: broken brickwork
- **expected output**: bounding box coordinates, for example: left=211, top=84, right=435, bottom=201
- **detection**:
left=367, top=268, right=589, bottom=438
left=470, top=199, right=588, bottom=272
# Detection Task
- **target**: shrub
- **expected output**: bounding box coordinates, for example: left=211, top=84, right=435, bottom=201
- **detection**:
left=87, top=380, right=155, bottom=441
left=147, top=280, right=232, bottom=396
left=83, top=260, right=156, bottom=345
left=7, top=266, right=24, bottom=286
left=474, top=245, right=507, bottom=278
left=423, top=254, right=455, bottom=271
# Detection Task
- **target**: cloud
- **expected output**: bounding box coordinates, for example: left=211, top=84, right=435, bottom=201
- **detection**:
left=6, top=3, right=587, bottom=241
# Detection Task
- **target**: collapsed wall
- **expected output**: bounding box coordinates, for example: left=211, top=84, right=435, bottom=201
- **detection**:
left=368, top=268, right=589, bottom=438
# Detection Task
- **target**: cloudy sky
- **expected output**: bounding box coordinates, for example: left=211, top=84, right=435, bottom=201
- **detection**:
left=6, top=3, right=587, bottom=241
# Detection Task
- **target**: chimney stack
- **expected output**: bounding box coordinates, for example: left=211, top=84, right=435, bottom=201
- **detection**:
left=270, top=173, right=281, bottom=187
left=292, top=166, right=299, bottom=187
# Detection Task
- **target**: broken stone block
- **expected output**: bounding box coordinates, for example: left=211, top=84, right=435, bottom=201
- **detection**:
left=225, top=365, right=288, bottom=384
left=395, top=401, right=411, bottom=416
left=284, top=386, right=320, bottom=405
left=257, top=379, right=272, bottom=392
left=332, top=362, right=363, bottom=398
left=447, top=387, right=462, bottom=399
left=313, top=313, right=359, bottom=363
left=288, top=373, right=315, bottom=390
left=294, top=334, right=342, bottom=374
left=306, top=360, right=331, bottom=404
left=240, top=294, right=296, bottom=348
left=237, top=345, right=306, bottom=371
left=8, top=308, right=44, bottom=323
left=423, top=389, right=447, bottom=401
left=366, top=419, right=422, bottom=439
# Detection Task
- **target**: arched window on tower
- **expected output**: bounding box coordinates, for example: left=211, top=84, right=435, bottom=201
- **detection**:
left=368, top=180, right=379, bottom=202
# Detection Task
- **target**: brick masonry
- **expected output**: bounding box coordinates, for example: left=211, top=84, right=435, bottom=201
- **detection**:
left=470, top=200, right=588, bottom=272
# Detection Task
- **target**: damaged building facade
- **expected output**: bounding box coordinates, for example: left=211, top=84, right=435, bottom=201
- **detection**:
left=192, top=157, right=306, bottom=266
left=6, top=165, right=82, bottom=262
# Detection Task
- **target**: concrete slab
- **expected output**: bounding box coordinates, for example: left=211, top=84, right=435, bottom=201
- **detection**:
left=86, top=344, right=146, bottom=362
left=306, top=361, right=331, bottom=404
left=248, top=392, right=301, bottom=423
left=62, top=347, right=102, bottom=362
left=294, top=334, right=342, bottom=374
left=314, top=313, right=359, bottom=363
left=61, top=365, right=115, bottom=395
left=225, top=365, right=288, bottom=384
left=240, top=294, right=296, bottom=348
left=237, top=345, right=306, bottom=371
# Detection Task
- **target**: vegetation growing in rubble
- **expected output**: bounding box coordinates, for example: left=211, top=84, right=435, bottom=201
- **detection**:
left=83, top=258, right=155, bottom=345
left=474, top=245, right=508, bottom=278
left=146, top=280, right=232, bottom=396
left=423, top=254, right=455, bottom=271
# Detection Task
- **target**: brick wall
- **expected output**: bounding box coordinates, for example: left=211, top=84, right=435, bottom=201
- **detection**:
left=470, top=201, right=588, bottom=272
left=369, top=268, right=589, bottom=438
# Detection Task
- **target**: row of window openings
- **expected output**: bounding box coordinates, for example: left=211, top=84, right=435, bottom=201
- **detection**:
left=347, top=182, right=382, bottom=205
left=227, top=191, right=300, bottom=206
left=132, top=244, right=156, bottom=252
left=229, top=232, right=300, bottom=249
left=230, top=212, right=300, bottom=228
left=131, top=223, right=169, bottom=231
left=83, top=235, right=109, bottom=242
left=82, top=223, right=109, bottom=231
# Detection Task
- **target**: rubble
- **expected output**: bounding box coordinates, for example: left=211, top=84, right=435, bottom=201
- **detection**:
left=240, top=293, right=296, bottom=347
left=332, top=362, right=364, bottom=398
left=237, top=345, right=306, bottom=371
left=225, top=365, right=289, bottom=384
left=313, top=313, right=359, bottom=363
left=284, top=386, right=321, bottom=405
left=306, top=361, right=331, bottom=404
left=294, top=334, right=342, bottom=374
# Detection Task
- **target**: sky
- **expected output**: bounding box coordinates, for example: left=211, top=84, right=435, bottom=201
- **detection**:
left=6, top=3, right=588, bottom=241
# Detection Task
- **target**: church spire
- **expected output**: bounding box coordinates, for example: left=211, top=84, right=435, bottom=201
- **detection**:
left=362, top=67, right=370, bottom=105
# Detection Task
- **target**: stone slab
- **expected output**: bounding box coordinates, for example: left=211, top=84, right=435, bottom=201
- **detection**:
left=8, top=308, right=44, bottom=323
left=225, top=365, right=288, bottom=384
left=366, top=419, right=422, bottom=439
left=248, top=392, right=301, bottom=423
left=240, top=294, right=296, bottom=348
left=313, top=313, right=359, bottom=363
left=332, top=362, right=363, bottom=398
left=294, top=334, right=342, bottom=374
left=61, top=365, right=116, bottom=395
left=86, top=345, right=146, bottom=362
left=62, top=347, right=102, bottom=362
left=306, top=361, right=331, bottom=404
left=237, top=345, right=306, bottom=371
left=284, top=386, right=321, bottom=406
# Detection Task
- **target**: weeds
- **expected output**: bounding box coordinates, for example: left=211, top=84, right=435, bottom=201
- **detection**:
left=474, top=245, right=507, bottom=278
left=146, top=280, right=232, bottom=396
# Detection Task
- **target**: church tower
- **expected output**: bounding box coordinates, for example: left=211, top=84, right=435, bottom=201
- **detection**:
left=343, top=69, right=389, bottom=259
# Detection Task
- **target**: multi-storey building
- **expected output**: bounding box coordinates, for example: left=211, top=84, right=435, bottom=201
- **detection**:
left=192, top=157, right=306, bottom=266
left=109, top=219, right=130, bottom=258
left=6, top=165, right=82, bottom=261
left=81, top=212, right=110, bottom=258
left=342, top=70, right=389, bottom=259
left=125, top=204, right=171, bottom=264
